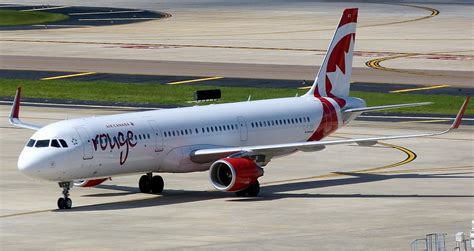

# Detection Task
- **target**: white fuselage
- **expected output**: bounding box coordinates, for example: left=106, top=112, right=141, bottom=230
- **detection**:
left=17, top=95, right=365, bottom=181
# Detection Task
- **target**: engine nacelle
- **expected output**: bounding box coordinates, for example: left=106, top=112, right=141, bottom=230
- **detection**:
left=74, top=178, right=108, bottom=187
left=209, top=158, right=263, bottom=192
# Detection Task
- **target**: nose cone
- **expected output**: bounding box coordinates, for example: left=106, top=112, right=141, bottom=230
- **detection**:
left=17, top=149, right=42, bottom=178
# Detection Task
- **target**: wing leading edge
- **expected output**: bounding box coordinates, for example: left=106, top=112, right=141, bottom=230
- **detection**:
left=192, top=97, right=470, bottom=161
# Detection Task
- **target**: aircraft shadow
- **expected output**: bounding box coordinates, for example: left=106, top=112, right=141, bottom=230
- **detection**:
left=62, top=171, right=474, bottom=212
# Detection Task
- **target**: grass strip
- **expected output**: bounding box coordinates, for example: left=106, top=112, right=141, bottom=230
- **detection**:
left=0, top=9, right=68, bottom=26
left=0, top=78, right=471, bottom=115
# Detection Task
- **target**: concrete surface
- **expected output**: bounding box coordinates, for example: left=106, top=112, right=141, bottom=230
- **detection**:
left=0, top=1, right=472, bottom=86
left=0, top=105, right=472, bottom=250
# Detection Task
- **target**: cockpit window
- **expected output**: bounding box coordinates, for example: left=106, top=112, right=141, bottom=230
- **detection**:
left=35, top=140, right=50, bottom=148
left=26, top=139, right=36, bottom=147
left=51, top=140, right=61, bottom=148
left=59, top=139, right=68, bottom=148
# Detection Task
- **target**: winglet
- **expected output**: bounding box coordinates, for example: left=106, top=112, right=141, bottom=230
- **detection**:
left=451, top=96, right=470, bottom=130
left=8, top=86, right=42, bottom=131
left=10, top=86, right=21, bottom=119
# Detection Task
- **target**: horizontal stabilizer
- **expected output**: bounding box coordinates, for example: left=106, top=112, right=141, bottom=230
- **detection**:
left=343, top=102, right=433, bottom=113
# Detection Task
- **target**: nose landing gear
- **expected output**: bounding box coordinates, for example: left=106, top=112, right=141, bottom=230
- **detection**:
left=57, top=181, right=73, bottom=209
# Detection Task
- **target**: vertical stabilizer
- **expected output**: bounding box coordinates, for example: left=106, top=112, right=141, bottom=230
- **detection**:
left=305, top=8, right=358, bottom=100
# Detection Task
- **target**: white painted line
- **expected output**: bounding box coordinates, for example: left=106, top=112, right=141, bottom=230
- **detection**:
left=68, top=10, right=144, bottom=16
left=359, top=115, right=474, bottom=121
left=78, top=18, right=161, bottom=21
left=0, top=5, right=25, bottom=8
left=32, top=25, right=91, bottom=27
left=21, top=6, right=70, bottom=12
left=0, top=101, right=157, bottom=110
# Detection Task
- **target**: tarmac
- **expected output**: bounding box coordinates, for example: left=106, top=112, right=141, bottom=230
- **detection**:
left=0, top=1, right=473, bottom=86
left=0, top=0, right=473, bottom=250
left=0, top=105, right=473, bottom=250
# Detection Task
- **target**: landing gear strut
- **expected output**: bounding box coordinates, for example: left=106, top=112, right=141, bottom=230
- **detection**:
left=235, top=180, right=260, bottom=197
left=139, top=172, right=164, bottom=194
left=57, top=181, right=73, bottom=209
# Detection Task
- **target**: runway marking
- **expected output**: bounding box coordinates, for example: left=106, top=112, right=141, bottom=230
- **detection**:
left=374, top=165, right=473, bottom=175
left=360, top=4, right=439, bottom=28
left=364, top=53, right=468, bottom=78
left=389, top=84, right=450, bottom=93
left=164, top=4, right=440, bottom=37
left=0, top=209, right=53, bottom=219
left=41, top=72, right=97, bottom=80
left=68, top=10, right=145, bottom=16
left=21, top=6, right=70, bottom=12
left=78, top=18, right=162, bottom=21
left=263, top=142, right=417, bottom=185
left=165, top=76, right=223, bottom=85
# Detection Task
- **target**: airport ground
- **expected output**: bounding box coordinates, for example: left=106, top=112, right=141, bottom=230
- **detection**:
left=0, top=105, right=472, bottom=250
left=0, top=0, right=473, bottom=250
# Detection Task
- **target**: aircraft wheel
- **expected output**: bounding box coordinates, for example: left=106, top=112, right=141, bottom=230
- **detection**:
left=150, top=175, right=164, bottom=194
left=57, top=197, right=72, bottom=209
left=235, top=180, right=260, bottom=197
left=57, top=198, right=65, bottom=209
left=139, top=175, right=151, bottom=193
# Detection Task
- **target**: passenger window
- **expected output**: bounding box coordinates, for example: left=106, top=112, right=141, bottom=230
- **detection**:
left=26, top=139, right=36, bottom=147
left=231, top=125, right=234, bottom=130
left=59, top=139, right=68, bottom=148
left=147, top=133, right=151, bottom=139
left=51, top=139, right=61, bottom=148
left=35, top=140, right=50, bottom=148
left=195, top=128, right=199, bottom=134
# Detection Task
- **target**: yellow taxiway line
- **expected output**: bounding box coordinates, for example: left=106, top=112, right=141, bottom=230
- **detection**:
left=390, top=84, right=450, bottom=93
left=165, top=76, right=223, bottom=85
left=41, top=72, right=97, bottom=80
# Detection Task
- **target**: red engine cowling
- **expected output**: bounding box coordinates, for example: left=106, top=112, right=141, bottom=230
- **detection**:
left=209, top=158, right=263, bottom=192
left=74, top=178, right=108, bottom=187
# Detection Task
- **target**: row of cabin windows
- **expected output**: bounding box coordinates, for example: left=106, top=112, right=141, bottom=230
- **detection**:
left=164, top=124, right=239, bottom=138
left=26, top=139, right=68, bottom=148
left=251, top=116, right=310, bottom=128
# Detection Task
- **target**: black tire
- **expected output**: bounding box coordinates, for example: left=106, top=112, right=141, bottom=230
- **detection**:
left=246, top=181, right=260, bottom=197
left=235, top=190, right=247, bottom=197
left=235, top=180, right=260, bottom=197
left=150, top=176, right=164, bottom=194
left=64, top=198, right=72, bottom=209
left=139, top=175, right=151, bottom=193
left=57, top=198, right=65, bottom=209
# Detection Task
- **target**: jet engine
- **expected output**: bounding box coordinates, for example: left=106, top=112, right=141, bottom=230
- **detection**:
left=209, top=158, right=263, bottom=192
left=74, top=178, right=108, bottom=187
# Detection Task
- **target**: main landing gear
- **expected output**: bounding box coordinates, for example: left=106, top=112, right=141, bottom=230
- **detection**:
left=139, top=172, right=164, bottom=194
left=57, top=181, right=73, bottom=209
left=235, top=180, right=260, bottom=197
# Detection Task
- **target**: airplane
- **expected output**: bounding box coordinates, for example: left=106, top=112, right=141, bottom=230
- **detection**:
left=9, top=8, right=470, bottom=209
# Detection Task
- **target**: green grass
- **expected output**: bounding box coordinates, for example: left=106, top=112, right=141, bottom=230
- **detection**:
left=0, top=9, right=68, bottom=26
left=0, top=78, right=471, bottom=115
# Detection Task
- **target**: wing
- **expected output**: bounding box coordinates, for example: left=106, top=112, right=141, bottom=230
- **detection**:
left=192, top=97, right=470, bottom=163
left=9, top=86, right=42, bottom=130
